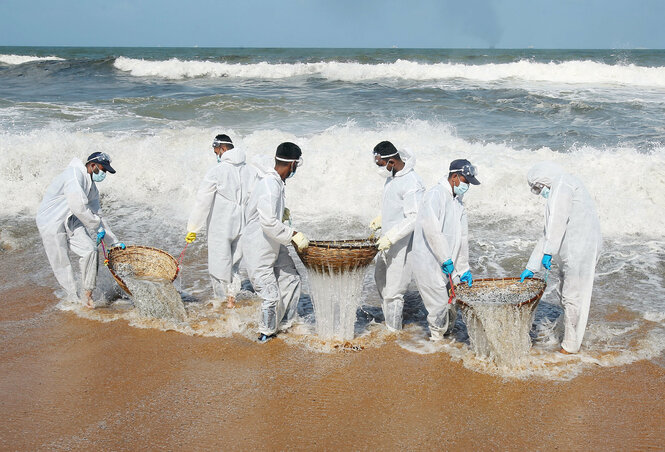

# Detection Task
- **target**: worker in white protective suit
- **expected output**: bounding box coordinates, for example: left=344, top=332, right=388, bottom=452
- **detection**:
left=36, top=152, right=125, bottom=308
left=411, top=159, right=480, bottom=340
left=519, top=162, right=602, bottom=354
left=369, top=141, right=425, bottom=331
left=242, top=142, right=309, bottom=343
left=185, top=134, right=257, bottom=309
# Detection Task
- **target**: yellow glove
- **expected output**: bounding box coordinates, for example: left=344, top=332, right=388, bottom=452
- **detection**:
left=185, top=232, right=197, bottom=243
left=377, top=235, right=392, bottom=251
left=292, top=232, right=309, bottom=251
left=369, top=215, right=382, bottom=231
left=283, top=207, right=291, bottom=224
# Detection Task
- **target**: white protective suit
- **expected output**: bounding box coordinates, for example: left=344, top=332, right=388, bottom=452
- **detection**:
left=375, top=149, right=425, bottom=330
left=242, top=158, right=301, bottom=336
left=525, top=162, right=602, bottom=353
left=36, top=158, right=118, bottom=299
left=187, top=148, right=257, bottom=299
left=411, top=178, right=470, bottom=336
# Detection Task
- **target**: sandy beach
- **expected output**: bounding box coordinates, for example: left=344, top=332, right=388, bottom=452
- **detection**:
left=2, top=277, right=664, bottom=451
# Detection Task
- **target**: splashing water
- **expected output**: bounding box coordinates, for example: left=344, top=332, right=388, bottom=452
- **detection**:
left=306, top=267, right=367, bottom=341
left=114, top=263, right=187, bottom=322
left=457, top=280, right=543, bottom=366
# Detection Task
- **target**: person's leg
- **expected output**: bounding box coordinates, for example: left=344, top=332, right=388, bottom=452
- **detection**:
left=68, top=220, right=98, bottom=308
left=377, top=244, right=410, bottom=331
left=560, top=261, right=597, bottom=354
left=39, top=224, right=78, bottom=299
left=273, top=245, right=301, bottom=330
left=208, top=235, right=234, bottom=306
left=415, top=271, right=456, bottom=339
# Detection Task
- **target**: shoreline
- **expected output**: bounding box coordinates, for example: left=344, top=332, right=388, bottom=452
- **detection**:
left=1, top=284, right=664, bottom=450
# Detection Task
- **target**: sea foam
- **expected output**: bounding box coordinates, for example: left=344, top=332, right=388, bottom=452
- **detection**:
left=113, top=56, right=665, bottom=88
left=0, top=54, right=64, bottom=65
left=1, top=121, right=663, bottom=239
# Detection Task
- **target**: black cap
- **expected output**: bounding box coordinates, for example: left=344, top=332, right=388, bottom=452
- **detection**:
left=373, top=141, right=399, bottom=158
left=86, top=152, right=115, bottom=174
left=449, top=159, right=479, bottom=185
left=275, top=142, right=301, bottom=160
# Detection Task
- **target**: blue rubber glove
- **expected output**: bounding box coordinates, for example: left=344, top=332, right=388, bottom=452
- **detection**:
left=460, top=270, right=473, bottom=287
left=111, top=242, right=126, bottom=250
left=542, top=254, right=552, bottom=270
left=96, top=227, right=106, bottom=245
left=441, top=259, right=454, bottom=275
left=520, top=269, right=534, bottom=282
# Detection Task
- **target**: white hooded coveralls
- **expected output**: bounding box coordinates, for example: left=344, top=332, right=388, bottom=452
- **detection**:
left=411, top=178, right=470, bottom=335
left=375, top=149, right=425, bottom=330
left=36, top=158, right=118, bottom=299
left=242, top=160, right=301, bottom=336
left=526, top=162, right=602, bottom=353
left=187, top=148, right=256, bottom=299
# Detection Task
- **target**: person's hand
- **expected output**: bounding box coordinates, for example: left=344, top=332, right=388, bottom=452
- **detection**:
left=292, top=232, right=309, bottom=251
left=283, top=207, right=291, bottom=224
left=376, top=235, right=392, bottom=251
left=542, top=254, right=552, bottom=270
left=111, top=242, right=126, bottom=250
left=185, top=232, right=197, bottom=243
left=96, top=227, right=106, bottom=245
left=441, top=259, right=454, bottom=275
left=520, top=269, right=534, bottom=282
left=369, top=215, right=382, bottom=231
left=460, top=270, right=473, bottom=287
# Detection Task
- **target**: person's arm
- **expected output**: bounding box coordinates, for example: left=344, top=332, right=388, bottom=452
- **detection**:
left=187, top=168, right=218, bottom=234
left=257, top=180, right=294, bottom=245
left=384, top=179, right=424, bottom=243
left=89, top=192, right=119, bottom=244
left=454, top=209, right=470, bottom=277
left=420, top=190, right=452, bottom=265
left=542, top=181, right=574, bottom=256
left=64, top=168, right=102, bottom=231
left=526, top=237, right=545, bottom=272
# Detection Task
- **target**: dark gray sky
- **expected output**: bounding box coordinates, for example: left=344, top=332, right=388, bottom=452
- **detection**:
left=1, top=0, right=663, bottom=48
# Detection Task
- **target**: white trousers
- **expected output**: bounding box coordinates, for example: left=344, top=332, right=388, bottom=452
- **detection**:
left=246, top=244, right=301, bottom=336
left=39, top=216, right=98, bottom=298
left=374, top=239, right=412, bottom=331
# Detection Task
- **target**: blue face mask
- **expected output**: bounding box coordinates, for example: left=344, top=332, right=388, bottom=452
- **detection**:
left=454, top=181, right=469, bottom=196
left=216, top=155, right=222, bottom=163
left=92, top=170, right=106, bottom=182
left=540, top=187, right=550, bottom=199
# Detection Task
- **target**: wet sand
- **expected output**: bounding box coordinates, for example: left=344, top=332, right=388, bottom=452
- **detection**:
left=2, top=283, right=665, bottom=451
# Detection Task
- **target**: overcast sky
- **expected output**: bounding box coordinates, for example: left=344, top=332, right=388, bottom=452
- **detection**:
left=1, top=0, right=664, bottom=49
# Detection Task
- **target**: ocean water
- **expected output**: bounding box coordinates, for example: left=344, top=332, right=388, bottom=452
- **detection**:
left=1, top=47, right=664, bottom=379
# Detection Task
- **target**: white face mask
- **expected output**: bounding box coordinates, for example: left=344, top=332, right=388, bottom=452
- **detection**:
left=376, top=165, right=392, bottom=179
left=454, top=181, right=469, bottom=196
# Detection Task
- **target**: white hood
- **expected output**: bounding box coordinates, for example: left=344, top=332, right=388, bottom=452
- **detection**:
left=219, top=147, right=246, bottom=166
left=527, top=161, right=565, bottom=188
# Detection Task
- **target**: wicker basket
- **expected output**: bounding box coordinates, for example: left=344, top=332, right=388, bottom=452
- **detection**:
left=295, top=239, right=378, bottom=274
left=455, top=277, right=546, bottom=309
left=107, top=245, right=179, bottom=296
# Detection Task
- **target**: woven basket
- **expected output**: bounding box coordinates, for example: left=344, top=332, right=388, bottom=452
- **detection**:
left=295, top=239, right=378, bottom=274
left=107, top=245, right=179, bottom=296
left=455, top=277, right=546, bottom=309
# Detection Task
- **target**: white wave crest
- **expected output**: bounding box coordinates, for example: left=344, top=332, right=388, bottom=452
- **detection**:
left=113, top=56, right=665, bottom=87
left=0, top=54, right=64, bottom=65
left=1, top=121, right=664, bottom=239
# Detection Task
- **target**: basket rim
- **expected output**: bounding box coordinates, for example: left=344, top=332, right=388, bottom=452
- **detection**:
left=106, top=245, right=179, bottom=295
left=299, top=239, right=378, bottom=251
left=455, top=276, right=546, bottom=308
